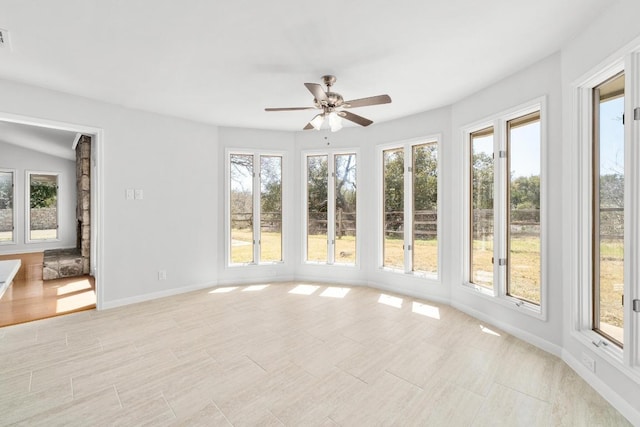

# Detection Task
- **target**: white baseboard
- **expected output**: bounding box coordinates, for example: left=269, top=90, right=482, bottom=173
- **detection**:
left=562, top=350, right=640, bottom=426
left=215, top=275, right=295, bottom=287
left=450, top=300, right=563, bottom=357
left=100, top=281, right=217, bottom=309
left=291, top=274, right=365, bottom=287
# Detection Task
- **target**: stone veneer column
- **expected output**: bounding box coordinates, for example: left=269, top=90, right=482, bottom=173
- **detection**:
left=76, top=135, right=91, bottom=274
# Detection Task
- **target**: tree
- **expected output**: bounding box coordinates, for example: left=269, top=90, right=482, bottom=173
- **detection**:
left=0, top=174, right=11, bottom=210
left=384, top=149, right=404, bottom=213
left=30, top=182, right=57, bottom=209
left=413, top=144, right=438, bottom=211
left=335, top=154, right=356, bottom=214
left=472, top=152, right=494, bottom=209
left=510, top=175, right=540, bottom=209
left=307, top=156, right=328, bottom=214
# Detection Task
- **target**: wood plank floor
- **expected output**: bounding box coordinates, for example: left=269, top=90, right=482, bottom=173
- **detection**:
left=0, top=282, right=630, bottom=426
left=0, top=275, right=96, bottom=327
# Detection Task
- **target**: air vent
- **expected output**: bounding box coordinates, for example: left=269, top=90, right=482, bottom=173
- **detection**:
left=0, top=28, right=10, bottom=49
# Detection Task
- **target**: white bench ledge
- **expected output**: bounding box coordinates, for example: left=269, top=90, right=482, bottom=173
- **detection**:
left=0, top=260, right=21, bottom=300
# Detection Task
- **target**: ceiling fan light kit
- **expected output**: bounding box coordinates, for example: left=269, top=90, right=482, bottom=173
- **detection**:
left=265, top=75, right=392, bottom=131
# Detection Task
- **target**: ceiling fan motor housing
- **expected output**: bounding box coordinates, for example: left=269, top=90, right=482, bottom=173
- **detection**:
left=315, top=92, right=344, bottom=110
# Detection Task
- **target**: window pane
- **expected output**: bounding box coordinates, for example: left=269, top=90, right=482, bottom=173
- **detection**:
left=29, top=174, right=58, bottom=241
left=307, top=155, right=328, bottom=262
left=412, top=143, right=437, bottom=275
left=471, top=129, right=494, bottom=287
left=260, top=156, right=282, bottom=262
left=383, top=148, right=404, bottom=269
left=230, top=154, right=254, bottom=264
left=335, top=154, right=357, bottom=265
left=0, top=171, right=13, bottom=243
left=507, top=113, right=541, bottom=304
left=594, top=73, right=624, bottom=346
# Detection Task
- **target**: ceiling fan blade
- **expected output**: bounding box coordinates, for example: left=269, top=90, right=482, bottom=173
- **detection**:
left=340, top=111, right=373, bottom=127
left=303, top=123, right=314, bottom=130
left=304, top=83, right=328, bottom=103
left=265, top=107, right=316, bottom=112
left=344, top=94, right=392, bottom=108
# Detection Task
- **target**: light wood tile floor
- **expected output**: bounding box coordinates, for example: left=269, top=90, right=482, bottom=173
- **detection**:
left=0, top=275, right=96, bottom=327
left=0, top=282, right=631, bottom=426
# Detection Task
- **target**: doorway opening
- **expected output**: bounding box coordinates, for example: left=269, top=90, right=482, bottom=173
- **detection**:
left=0, top=113, right=103, bottom=326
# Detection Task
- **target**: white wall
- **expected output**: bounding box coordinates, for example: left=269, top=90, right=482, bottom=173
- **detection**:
left=561, top=0, right=640, bottom=420
left=0, top=140, right=77, bottom=254
left=449, top=53, right=563, bottom=350
left=0, top=79, right=220, bottom=306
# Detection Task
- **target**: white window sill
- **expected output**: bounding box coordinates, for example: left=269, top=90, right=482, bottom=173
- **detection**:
left=571, top=329, right=640, bottom=385
left=461, top=281, right=545, bottom=321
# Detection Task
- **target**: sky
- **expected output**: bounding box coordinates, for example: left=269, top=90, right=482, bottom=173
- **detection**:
left=599, top=97, right=624, bottom=176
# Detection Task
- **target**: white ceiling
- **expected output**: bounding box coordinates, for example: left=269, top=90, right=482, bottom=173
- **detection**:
left=0, top=0, right=613, bottom=131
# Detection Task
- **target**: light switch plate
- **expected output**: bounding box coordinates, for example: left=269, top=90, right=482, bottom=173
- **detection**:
left=125, top=189, right=134, bottom=200
left=134, top=189, right=144, bottom=200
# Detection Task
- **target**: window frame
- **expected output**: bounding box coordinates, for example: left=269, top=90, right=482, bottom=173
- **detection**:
left=302, top=148, right=360, bottom=267
left=225, top=149, right=285, bottom=267
left=0, top=168, right=16, bottom=245
left=25, top=170, right=60, bottom=244
left=572, top=49, right=640, bottom=377
left=591, top=71, right=626, bottom=348
left=377, top=135, right=442, bottom=281
left=462, top=98, right=547, bottom=320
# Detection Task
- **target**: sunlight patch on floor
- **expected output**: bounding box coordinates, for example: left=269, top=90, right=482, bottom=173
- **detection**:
left=55, top=290, right=96, bottom=313
left=55, top=279, right=93, bottom=296
left=411, top=301, right=440, bottom=319
left=289, top=284, right=320, bottom=295
left=242, top=284, right=270, bottom=292
left=480, top=325, right=501, bottom=336
left=378, top=293, right=403, bottom=308
left=209, top=287, right=238, bottom=294
left=320, top=287, right=350, bottom=298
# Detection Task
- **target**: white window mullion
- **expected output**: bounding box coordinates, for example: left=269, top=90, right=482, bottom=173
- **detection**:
left=252, top=155, right=259, bottom=264
left=327, top=154, right=336, bottom=264
left=626, top=52, right=640, bottom=366
left=404, top=149, right=413, bottom=273
left=493, top=119, right=506, bottom=296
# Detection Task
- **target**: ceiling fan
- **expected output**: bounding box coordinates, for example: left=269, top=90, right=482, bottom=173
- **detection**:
left=265, top=75, right=392, bottom=132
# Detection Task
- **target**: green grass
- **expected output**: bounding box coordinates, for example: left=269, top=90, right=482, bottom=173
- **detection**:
left=383, top=238, right=437, bottom=274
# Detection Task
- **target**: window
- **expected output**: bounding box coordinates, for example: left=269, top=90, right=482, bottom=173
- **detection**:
left=228, top=152, right=282, bottom=265
left=27, top=172, right=59, bottom=242
left=0, top=169, right=15, bottom=244
left=470, top=127, right=494, bottom=288
left=383, top=148, right=404, bottom=269
left=465, top=102, right=543, bottom=314
left=305, top=151, right=357, bottom=265
left=592, top=72, right=625, bottom=347
left=381, top=139, right=439, bottom=278
left=573, top=50, right=640, bottom=372
left=507, top=112, right=542, bottom=305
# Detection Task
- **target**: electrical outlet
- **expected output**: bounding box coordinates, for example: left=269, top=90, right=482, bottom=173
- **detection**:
left=134, top=189, right=144, bottom=200
left=158, top=270, right=167, bottom=280
left=581, top=352, right=595, bottom=372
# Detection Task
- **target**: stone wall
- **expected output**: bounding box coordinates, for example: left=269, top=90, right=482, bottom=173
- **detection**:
left=0, top=208, right=12, bottom=232
left=76, top=135, right=91, bottom=275
left=30, top=207, right=57, bottom=230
